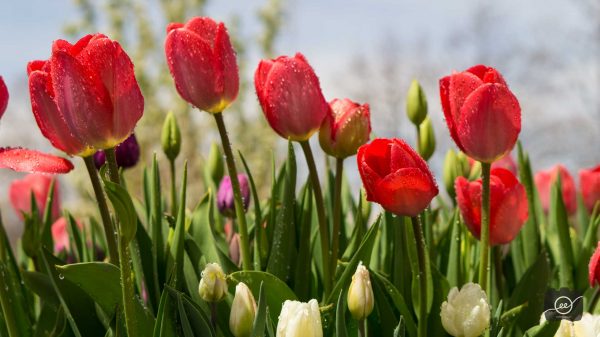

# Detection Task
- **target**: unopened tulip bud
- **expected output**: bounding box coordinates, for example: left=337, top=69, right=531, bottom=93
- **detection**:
left=94, top=134, right=140, bottom=169
left=206, top=142, right=225, bottom=184
left=440, top=282, right=490, bottom=337
left=406, top=79, right=428, bottom=126
left=229, top=233, right=241, bottom=266
left=347, top=262, right=374, bottom=320
left=199, top=263, right=227, bottom=302
left=443, top=149, right=470, bottom=199
left=319, top=98, right=371, bottom=159
left=418, top=117, right=436, bottom=161
left=161, top=112, right=181, bottom=161
left=277, top=299, right=323, bottom=337
left=229, top=282, right=257, bottom=337
left=217, top=174, right=250, bottom=218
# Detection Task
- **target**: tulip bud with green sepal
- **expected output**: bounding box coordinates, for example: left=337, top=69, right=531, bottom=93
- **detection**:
left=205, top=142, right=225, bottom=185
left=161, top=112, right=181, bottom=162
left=418, top=116, right=435, bottom=161
left=199, top=263, right=227, bottom=303
left=406, top=79, right=428, bottom=126
left=229, top=282, right=256, bottom=337
left=443, top=149, right=471, bottom=200
left=347, top=262, right=374, bottom=320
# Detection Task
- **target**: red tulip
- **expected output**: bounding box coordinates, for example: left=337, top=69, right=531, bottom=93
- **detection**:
left=9, top=173, right=60, bottom=221
left=0, top=148, right=73, bottom=174
left=492, top=152, right=517, bottom=175
left=439, top=65, right=521, bottom=163
left=165, top=17, right=239, bottom=113
left=534, top=165, right=577, bottom=215
left=319, top=98, right=371, bottom=159
left=0, top=76, right=8, bottom=119
left=51, top=217, right=83, bottom=253
left=589, top=241, right=600, bottom=287
left=255, top=53, right=329, bottom=141
left=357, top=138, right=438, bottom=217
left=580, top=165, right=600, bottom=213
left=455, top=168, right=528, bottom=245
left=27, top=34, right=144, bottom=157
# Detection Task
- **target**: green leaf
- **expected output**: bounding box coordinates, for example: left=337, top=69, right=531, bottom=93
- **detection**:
left=328, top=215, right=381, bottom=304
left=266, top=141, right=297, bottom=282
left=150, top=154, right=166, bottom=290
left=335, top=291, right=348, bottom=337
left=370, top=272, right=417, bottom=337
left=167, top=162, right=188, bottom=289
left=153, top=289, right=177, bottom=337
left=229, top=271, right=298, bottom=323
left=294, top=183, right=313, bottom=301
left=22, top=271, right=59, bottom=308
left=166, top=286, right=215, bottom=337
left=252, top=282, right=267, bottom=337
left=190, top=192, right=222, bottom=266
left=523, top=321, right=560, bottom=337
left=516, top=142, right=541, bottom=272
left=549, top=175, right=574, bottom=288
left=445, top=210, right=462, bottom=288
left=239, top=151, right=264, bottom=272
left=103, top=180, right=137, bottom=243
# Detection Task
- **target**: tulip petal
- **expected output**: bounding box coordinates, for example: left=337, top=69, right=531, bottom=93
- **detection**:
left=455, top=176, right=482, bottom=238
left=457, top=83, right=520, bottom=163
left=29, top=70, right=87, bottom=155
left=490, top=180, right=528, bottom=244
left=10, top=174, right=60, bottom=221
left=0, top=76, right=8, bottom=119
left=0, top=148, right=74, bottom=174
left=51, top=50, right=114, bottom=148
left=376, top=167, right=437, bottom=217
left=466, top=64, right=507, bottom=86
left=165, top=28, right=220, bottom=110
left=185, top=17, right=218, bottom=47
left=214, top=22, right=239, bottom=104
left=79, top=36, right=144, bottom=143
left=589, top=242, right=600, bottom=287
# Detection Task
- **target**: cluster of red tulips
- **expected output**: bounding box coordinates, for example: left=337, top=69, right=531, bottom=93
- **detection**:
left=1, top=15, right=600, bottom=337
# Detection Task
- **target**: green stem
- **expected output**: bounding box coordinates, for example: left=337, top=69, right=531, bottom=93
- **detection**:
left=358, top=319, right=366, bottom=337
left=479, top=162, right=492, bottom=293
left=494, top=246, right=505, bottom=301
left=213, top=112, right=252, bottom=270
left=589, top=287, right=600, bottom=312
left=411, top=215, right=428, bottom=337
left=300, top=140, right=332, bottom=300
left=210, top=302, right=217, bottom=331
left=331, top=158, right=344, bottom=277
left=119, top=237, right=138, bottom=337
left=83, top=156, right=119, bottom=265
left=415, top=125, right=422, bottom=155
left=169, top=159, right=177, bottom=215
left=104, top=148, right=121, bottom=185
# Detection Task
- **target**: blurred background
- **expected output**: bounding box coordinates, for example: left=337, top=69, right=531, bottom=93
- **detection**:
left=0, top=0, right=598, bottom=240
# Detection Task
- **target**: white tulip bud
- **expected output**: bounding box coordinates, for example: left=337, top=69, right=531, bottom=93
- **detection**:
left=347, top=262, right=374, bottom=320
left=229, top=282, right=257, bottom=337
left=440, top=282, right=490, bottom=337
left=276, top=299, right=323, bottom=337
left=198, top=263, right=227, bottom=303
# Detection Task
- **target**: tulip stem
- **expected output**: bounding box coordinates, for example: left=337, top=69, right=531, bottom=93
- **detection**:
left=479, top=162, right=492, bottom=293
left=83, top=156, right=119, bottom=265
left=169, top=159, right=177, bottom=215
left=104, top=148, right=121, bottom=185
left=411, top=215, right=428, bottom=337
left=359, top=319, right=366, bottom=337
left=210, top=302, right=217, bottom=331
left=331, top=158, right=344, bottom=277
left=300, top=140, right=332, bottom=300
left=213, top=112, right=252, bottom=271
left=119, top=235, right=138, bottom=337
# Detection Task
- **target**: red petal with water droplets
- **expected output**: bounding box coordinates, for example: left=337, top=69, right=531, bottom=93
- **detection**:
left=0, top=76, right=8, bottom=119
left=589, top=242, right=600, bottom=287
left=580, top=165, right=600, bottom=213
left=376, top=167, right=438, bottom=217
left=0, top=148, right=73, bottom=174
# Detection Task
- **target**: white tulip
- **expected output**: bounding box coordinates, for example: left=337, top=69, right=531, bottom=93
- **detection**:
left=541, top=312, right=600, bottom=337
left=198, top=263, right=227, bottom=302
left=229, top=282, right=257, bottom=337
left=440, top=282, right=490, bottom=337
left=276, top=299, right=323, bottom=337
left=347, top=262, right=374, bottom=320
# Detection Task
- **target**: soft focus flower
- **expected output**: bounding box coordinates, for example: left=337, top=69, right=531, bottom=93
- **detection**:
left=535, top=165, right=577, bottom=215
left=217, top=174, right=250, bottom=217
left=277, top=299, right=323, bottom=337
left=229, top=233, right=241, bottom=266
left=589, top=241, right=600, bottom=287
left=439, top=65, right=521, bottom=163
left=0, top=148, right=73, bottom=174
left=229, top=282, right=257, bottom=337
left=51, top=217, right=83, bottom=253
left=165, top=17, right=239, bottom=113
left=440, top=282, right=490, bottom=337
left=198, top=263, right=227, bottom=302
left=357, top=138, right=438, bottom=217
left=455, top=168, right=528, bottom=245
left=540, top=312, right=600, bottom=337
left=27, top=34, right=144, bottom=157
left=347, top=262, right=374, bottom=320
left=579, top=165, right=600, bottom=213
left=492, top=152, right=517, bottom=175
left=319, top=98, right=371, bottom=159
left=9, top=173, right=60, bottom=221
left=0, top=76, right=8, bottom=119
left=255, top=53, right=329, bottom=142
left=93, top=134, right=140, bottom=169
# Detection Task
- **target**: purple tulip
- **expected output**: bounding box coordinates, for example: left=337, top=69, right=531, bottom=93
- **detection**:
left=94, top=134, right=140, bottom=170
left=217, top=174, right=250, bottom=217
